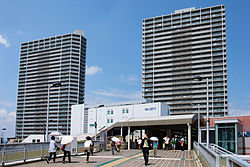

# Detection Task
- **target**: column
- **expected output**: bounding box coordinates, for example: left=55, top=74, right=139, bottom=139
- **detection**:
left=128, top=126, right=130, bottom=150
left=188, top=123, right=191, bottom=151
left=120, top=126, right=123, bottom=142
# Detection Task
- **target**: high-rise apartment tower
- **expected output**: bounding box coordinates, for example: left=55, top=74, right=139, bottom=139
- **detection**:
left=16, top=30, right=86, bottom=139
left=142, top=5, right=228, bottom=116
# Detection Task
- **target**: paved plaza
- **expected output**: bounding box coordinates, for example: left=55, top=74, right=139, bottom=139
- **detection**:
left=16, top=149, right=201, bottom=167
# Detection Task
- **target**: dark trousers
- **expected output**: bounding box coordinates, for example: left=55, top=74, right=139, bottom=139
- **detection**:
left=48, top=152, right=56, bottom=162
left=142, top=147, right=149, bottom=165
left=63, top=151, right=71, bottom=163
left=86, top=151, right=90, bottom=161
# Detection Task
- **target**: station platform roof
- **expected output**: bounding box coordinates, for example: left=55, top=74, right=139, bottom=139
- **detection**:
left=106, top=114, right=197, bottom=131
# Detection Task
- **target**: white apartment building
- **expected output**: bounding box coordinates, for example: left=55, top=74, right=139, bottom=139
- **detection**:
left=142, top=5, right=228, bottom=116
left=70, top=100, right=170, bottom=136
left=16, top=30, right=86, bottom=139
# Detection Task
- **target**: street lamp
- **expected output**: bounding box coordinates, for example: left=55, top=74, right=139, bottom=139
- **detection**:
left=193, top=76, right=209, bottom=148
left=46, top=81, right=62, bottom=142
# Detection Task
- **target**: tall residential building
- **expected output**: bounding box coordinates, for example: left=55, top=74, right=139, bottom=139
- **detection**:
left=142, top=5, right=228, bottom=116
left=16, top=30, right=86, bottom=139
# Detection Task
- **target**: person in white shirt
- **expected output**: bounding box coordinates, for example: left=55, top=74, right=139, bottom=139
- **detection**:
left=83, top=136, right=93, bottom=163
left=165, top=136, right=170, bottom=150
left=46, top=136, right=58, bottom=163
left=62, top=143, right=71, bottom=163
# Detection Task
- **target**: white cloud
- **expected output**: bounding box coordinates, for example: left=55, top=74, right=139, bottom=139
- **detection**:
left=6, top=111, right=16, bottom=122
left=229, top=108, right=250, bottom=116
left=90, top=88, right=141, bottom=100
left=0, top=35, right=10, bottom=47
left=0, top=109, right=8, bottom=118
left=0, top=100, right=15, bottom=107
left=119, top=74, right=139, bottom=85
left=86, top=65, right=102, bottom=75
left=16, top=30, right=23, bottom=35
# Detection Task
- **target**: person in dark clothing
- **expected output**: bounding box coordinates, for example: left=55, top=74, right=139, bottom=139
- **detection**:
left=141, top=134, right=152, bottom=166
left=111, top=140, right=116, bottom=155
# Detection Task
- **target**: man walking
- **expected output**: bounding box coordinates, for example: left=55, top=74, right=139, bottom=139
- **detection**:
left=62, top=143, right=71, bottom=163
left=46, top=136, right=58, bottom=163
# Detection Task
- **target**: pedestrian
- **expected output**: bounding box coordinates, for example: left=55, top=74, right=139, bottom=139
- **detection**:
left=141, top=134, right=152, bottom=166
left=62, top=143, right=71, bottom=163
left=171, top=137, right=176, bottom=150
left=153, top=140, right=159, bottom=157
left=165, top=136, right=170, bottom=150
left=138, top=138, right=142, bottom=149
left=46, top=136, right=58, bottom=164
left=83, top=136, right=93, bottom=163
left=180, top=137, right=185, bottom=151
left=111, top=140, right=116, bottom=155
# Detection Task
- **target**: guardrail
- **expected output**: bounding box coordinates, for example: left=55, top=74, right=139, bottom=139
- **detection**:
left=193, top=141, right=250, bottom=167
left=0, top=141, right=101, bottom=166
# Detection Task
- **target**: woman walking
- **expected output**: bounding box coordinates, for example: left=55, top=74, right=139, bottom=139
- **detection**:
left=141, top=134, right=152, bottom=166
left=83, top=136, right=93, bottom=163
left=153, top=140, right=159, bottom=157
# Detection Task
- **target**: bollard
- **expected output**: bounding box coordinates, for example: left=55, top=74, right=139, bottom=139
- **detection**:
left=24, top=144, right=26, bottom=163
left=41, top=143, right=44, bottom=160
left=2, top=144, right=6, bottom=166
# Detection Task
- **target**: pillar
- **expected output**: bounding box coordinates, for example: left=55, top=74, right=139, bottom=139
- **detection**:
left=128, top=126, right=130, bottom=150
left=188, top=123, right=191, bottom=151
left=120, top=126, right=123, bottom=142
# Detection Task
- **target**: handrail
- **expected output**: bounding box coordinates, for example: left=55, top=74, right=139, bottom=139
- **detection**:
left=193, top=141, right=250, bottom=167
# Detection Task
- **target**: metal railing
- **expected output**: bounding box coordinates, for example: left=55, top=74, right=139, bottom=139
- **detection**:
left=193, top=141, right=250, bottom=167
left=0, top=141, right=101, bottom=166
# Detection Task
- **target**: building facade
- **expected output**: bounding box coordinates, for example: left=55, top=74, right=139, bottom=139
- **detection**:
left=16, top=30, right=86, bottom=139
left=70, top=100, right=170, bottom=136
left=142, top=5, right=228, bottom=116
left=208, top=116, right=250, bottom=155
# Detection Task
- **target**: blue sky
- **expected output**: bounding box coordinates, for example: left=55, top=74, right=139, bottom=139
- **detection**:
left=0, top=0, right=249, bottom=137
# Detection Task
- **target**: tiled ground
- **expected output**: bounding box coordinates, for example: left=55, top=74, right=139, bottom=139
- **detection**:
left=15, top=150, right=201, bottom=167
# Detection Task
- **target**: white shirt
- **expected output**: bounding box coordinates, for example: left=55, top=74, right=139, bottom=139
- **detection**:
left=64, top=143, right=71, bottom=152
left=49, top=140, right=57, bottom=153
left=165, top=138, right=170, bottom=144
left=84, top=140, right=93, bottom=148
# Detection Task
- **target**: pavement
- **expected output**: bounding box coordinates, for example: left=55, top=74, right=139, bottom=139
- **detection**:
left=16, top=149, right=201, bottom=167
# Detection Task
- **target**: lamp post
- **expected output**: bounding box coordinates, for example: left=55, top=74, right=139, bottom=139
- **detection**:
left=193, top=76, right=209, bottom=148
left=46, top=81, right=61, bottom=142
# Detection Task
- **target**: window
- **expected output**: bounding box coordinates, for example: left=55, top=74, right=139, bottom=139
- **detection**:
left=126, top=109, right=129, bottom=113
left=107, top=119, right=110, bottom=123
left=37, top=139, right=40, bottom=142
left=122, top=109, right=125, bottom=114
left=107, top=110, right=110, bottom=115
left=32, top=139, right=36, bottom=143
left=111, top=110, right=113, bottom=114
left=111, top=119, right=113, bottom=123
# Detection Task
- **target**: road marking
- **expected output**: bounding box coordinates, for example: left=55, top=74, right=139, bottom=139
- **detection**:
left=97, top=152, right=143, bottom=167
left=77, top=155, right=125, bottom=159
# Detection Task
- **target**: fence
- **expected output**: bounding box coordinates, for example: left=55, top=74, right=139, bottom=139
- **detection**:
left=0, top=141, right=101, bottom=166
left=193, top=141, right=250, bottom=167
